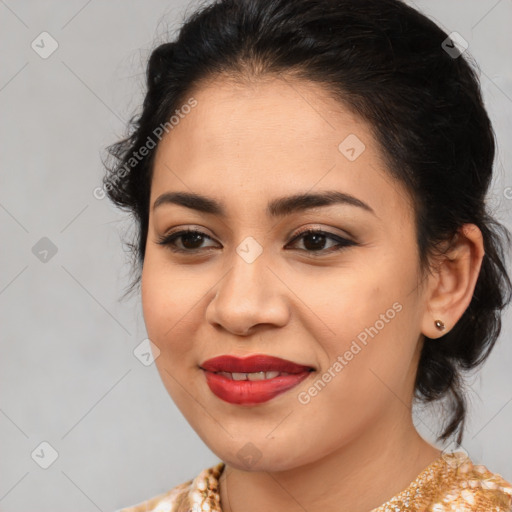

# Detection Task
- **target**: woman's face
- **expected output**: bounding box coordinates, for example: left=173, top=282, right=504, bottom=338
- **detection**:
left=141, top=76, right=431, bottom=471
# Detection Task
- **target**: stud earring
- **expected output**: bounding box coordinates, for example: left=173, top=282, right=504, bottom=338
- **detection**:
left=434, top=319, right=446, bottom=331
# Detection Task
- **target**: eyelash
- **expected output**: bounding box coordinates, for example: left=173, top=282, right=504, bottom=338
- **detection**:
left=155, top=227, right=357, bottom=256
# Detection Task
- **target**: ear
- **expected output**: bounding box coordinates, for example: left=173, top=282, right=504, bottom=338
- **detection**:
left=421, top=224, right=485, bottom=339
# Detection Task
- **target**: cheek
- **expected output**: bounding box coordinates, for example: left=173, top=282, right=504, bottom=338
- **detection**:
left=310, top=253, right=421, bottom=401
left=141, top=258, right=206, bottom=409
left=141, top=255, right=202, bottom=359
left=141, top=259, right=169, bottom=342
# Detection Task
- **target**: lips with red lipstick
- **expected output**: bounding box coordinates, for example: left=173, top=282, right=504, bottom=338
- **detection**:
left=200, top=354, right=315, bottom=405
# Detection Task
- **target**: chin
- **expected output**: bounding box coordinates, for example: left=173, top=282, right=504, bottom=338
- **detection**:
left=206, top=437, right=315, bottom=473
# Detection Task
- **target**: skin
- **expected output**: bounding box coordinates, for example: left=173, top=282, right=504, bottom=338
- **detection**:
left=140, top=75, right=485, bottom=512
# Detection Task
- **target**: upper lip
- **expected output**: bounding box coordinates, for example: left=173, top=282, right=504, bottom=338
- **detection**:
left=200, top=354, right=315, bottom=374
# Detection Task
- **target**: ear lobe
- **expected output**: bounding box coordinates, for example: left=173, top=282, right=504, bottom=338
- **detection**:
left=421, top=224, right=485, bottom=339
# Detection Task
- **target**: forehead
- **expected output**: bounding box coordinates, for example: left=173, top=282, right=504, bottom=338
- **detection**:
left=150, top=76, right=414, bottom=224
left=159, top=76, right=367, bottom=165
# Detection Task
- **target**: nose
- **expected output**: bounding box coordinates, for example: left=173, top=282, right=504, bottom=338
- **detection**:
left=205, top=253, right=290, bottom=336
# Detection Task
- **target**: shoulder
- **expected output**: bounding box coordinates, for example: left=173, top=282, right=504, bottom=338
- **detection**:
left=115, top=479, right=192, bottom=512
left=115, top=462, right=225, bottom=512
left=428, top=452, right=512, bottom=512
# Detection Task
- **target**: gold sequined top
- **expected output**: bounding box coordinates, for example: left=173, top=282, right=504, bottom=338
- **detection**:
left=117, top=452, right=512, bottom=512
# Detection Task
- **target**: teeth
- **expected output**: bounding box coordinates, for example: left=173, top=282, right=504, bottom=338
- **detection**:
left=261, top=371, right=281, bottom=379
left=217, top=371, right=291, bottom=380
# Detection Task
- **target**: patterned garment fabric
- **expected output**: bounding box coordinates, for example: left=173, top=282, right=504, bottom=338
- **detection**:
left=116, top=452, right=512, bottom=512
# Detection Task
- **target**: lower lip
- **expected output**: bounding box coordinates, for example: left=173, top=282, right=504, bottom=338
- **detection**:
left=202, top=370, right=312, bottom=405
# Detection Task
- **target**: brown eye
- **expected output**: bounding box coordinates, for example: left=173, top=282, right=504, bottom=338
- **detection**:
left=156, top=229, right=217, bottom=253
left=287, top=228, right=357, bottom=255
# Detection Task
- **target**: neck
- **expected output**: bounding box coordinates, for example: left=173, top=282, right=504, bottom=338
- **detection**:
left=218, top=409, right=441, bottom=512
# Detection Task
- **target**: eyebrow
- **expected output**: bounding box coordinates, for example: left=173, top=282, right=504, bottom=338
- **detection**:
left=152, top=190, right=376, bottom=217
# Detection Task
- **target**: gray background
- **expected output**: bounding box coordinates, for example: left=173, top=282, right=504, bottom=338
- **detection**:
left=0, top=1, right=511, bottom=511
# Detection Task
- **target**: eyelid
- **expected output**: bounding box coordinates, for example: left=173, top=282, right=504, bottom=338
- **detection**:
left=289, top=223, right=354, bottom=241
left=161, top=223, right=353, bottom=244
left=163, top=225, right=216, bottom=238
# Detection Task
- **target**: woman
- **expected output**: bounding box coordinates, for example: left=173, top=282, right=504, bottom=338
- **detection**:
left=105, top=0, right=512, bottom=510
